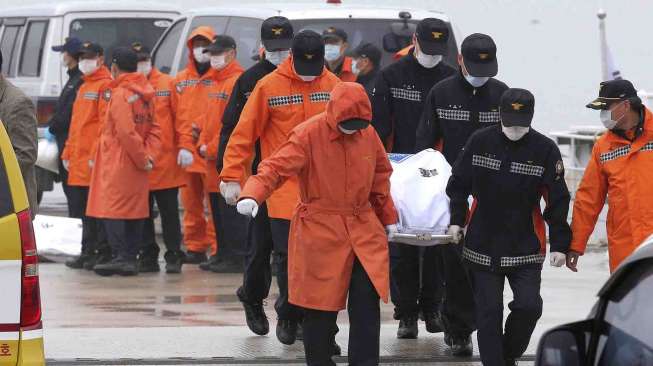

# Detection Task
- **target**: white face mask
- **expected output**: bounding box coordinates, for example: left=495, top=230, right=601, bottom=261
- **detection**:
left=78, top=59, right=99, bottom=75
left=600, top=103, right=626, bottom=130
left=210, top=55, right=227, bottom=70
left=298, top=75, right=317, bottom=82
left=415, top=49, right=442, bottom=69
left=338, top=125, right=357, bottom=134
left=351, top=59, right=360, bottom=76
left=137, top=61, right=152, bottom=76
left=464, top=75, right=490, bottom=88
left=502, top=125, right=530, bottom=141
left=193, top=47, right=210, bottom=63
left=265, top=50, right=290, bottom=66
left=324, top=44, right=342, bottom=62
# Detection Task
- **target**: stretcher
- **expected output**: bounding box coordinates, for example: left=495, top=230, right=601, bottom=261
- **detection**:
left=387, top=149, right=454, bottom=246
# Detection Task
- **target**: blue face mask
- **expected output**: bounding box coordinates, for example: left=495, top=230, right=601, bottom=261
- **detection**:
left=324, top=44, right=342, bottom=62
left=464, top=74, right=490, bottom=88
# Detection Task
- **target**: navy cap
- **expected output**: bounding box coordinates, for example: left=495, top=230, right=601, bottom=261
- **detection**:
left=111, top=47, right=138, bottom=72
left=292, top=30, right=325, bottom=77
left=587, top=79, right=639, bottom=110
left=322, top=27, right=348, bottom=43
left=351, top=42, right=382, bottom=67
left=131, top=42, right=152, bottom=62
left=500, top=88, right=535, bottom=127
left=204, top=35, right=237, bottom=54
left=78, top=42, right=104, bottom=58
left=52, top=37, right=83, bottom=55
left=461, top=33, right=498, bottom=77
left=415, top=18, right=449, bottom=55
left=261, top=16, right=293, bottom=51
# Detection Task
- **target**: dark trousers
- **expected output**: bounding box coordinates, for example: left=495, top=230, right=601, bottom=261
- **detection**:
left=303, top=259, right=380, bottom=366
left=67, top=185, right=108, bottom=256
left=140, top=188, right=183, bottom=262
left=440, top=243, right=476, bottom=337
left=238, top=202, right=274, bottom=303
left=209, top=192, right=247, bottom=261
left=104, top=219, right=144, bottom=262
left=56, top=137, right=75, bottom=217
left=469, top=266, right=543, bottom=366
left=390, top=242, right=444, bottom=318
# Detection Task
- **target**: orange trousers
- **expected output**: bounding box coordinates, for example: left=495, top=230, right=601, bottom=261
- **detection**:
left=180, top=172, right=217, bottom=255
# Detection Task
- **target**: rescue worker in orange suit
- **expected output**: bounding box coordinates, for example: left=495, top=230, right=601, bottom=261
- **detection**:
left=570, top=79, right=653, bottom=273
left=196, top=35, right=244, bottom=272
left=322, top=27, right=356, bottom=82
left=172, top=26, right=218, bottom=265
left=87, top=47, right=161, bottom=276
left=446, top=89, right=572, bottom=366
left=220, top=30, right=340, bottom=345
left=236, top=82, right=398, bottom=366
left=216, top=16, right=294, bottom=336
left=371, top=18, right=455, bottom=340
left=62, top=42, right=113, bottom=271
left=132, top=43, right=187, bottom=274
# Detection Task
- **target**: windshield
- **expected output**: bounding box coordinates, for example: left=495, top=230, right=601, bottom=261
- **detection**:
left=69, top=18, right=173, bottom=66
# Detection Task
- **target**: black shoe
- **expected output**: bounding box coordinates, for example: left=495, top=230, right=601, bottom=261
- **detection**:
left=82, top=254, right=99, bottom=271
left=185, top=251, right=208, bottom=264
left=138, top=259, right=161, bottom=273
left=199, top=255, right=218, bottom=271
left=276, top=319, right=298, bottom=345
left=65, top=254, right=90, bottom=269
left=209, top=258, right=242, bottom=273
left=450, top=335, right=473, bottom=357
left=424, top=311, right=444, bottom=333
left=165, top=258, right=183, bottom=274
left=94, top=259, right=123, bottom=276
left=119, top=261, right=139, bottom=276
left=397, top=317, right=418, bottom=339
left=242, top=301, right=269, bottom=335
left=332, top=339, right=341, bottom=356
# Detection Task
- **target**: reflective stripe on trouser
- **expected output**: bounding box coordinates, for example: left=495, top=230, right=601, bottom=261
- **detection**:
left=180, top=172, right=217, bottom=255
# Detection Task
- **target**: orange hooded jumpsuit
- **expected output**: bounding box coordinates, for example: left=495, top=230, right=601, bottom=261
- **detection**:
left=172, top=26, right=218, bottom=256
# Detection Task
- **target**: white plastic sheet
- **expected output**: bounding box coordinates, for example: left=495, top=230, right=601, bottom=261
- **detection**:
left=33, top=214, right=81, bottom=257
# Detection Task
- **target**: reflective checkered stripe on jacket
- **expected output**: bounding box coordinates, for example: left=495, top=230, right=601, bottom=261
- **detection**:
left=208, top=92, right=230, bottom=100
left=510, top=162, right=545, bottom=177
left=390, top=88, right=421, bottom=102
left=600, top=145, right=631, bottom=163
left=83, top=92, right=99, bottom=101
left=642, top=141, right=653, bottom=152
left=309, top=92, right=330, bottom=103
left=268, top=94, right=303, bottom=108
left=472, top=155, right=502, bottom=170
left=437, top=108, right=470, bottom=121
left=463, top=247, right=546, bottom=267
left=155, top=90, right=171, bottom=97
left=478, top=111, right=500, bottom=123
left=176, top=79, right=213, bottom=92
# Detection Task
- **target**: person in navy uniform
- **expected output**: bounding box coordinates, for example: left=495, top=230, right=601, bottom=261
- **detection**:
left=446, top=88, right=572, bottom=366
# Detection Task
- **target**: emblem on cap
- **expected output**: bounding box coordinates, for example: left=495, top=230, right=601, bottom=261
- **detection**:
left=511, top=102, right=524, bottom=111
left=591, top=101, right=605, bottom=107
left=479, top=53, right=489, bottom=60
left=271, top=28, right=284, bottom=36
left=432, top=31, right=443, bottom=39
left=305, top=54, right=314, bottom=60
left=132, top=42, right=142, bottom=51
left=83, top=42, right=91, bottom=48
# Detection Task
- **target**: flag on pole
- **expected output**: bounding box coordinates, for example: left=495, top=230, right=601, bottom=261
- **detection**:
left=598, top=9, right=622, bottom=81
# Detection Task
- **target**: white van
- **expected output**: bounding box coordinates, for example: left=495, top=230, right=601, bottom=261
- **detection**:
left=152, top=2, right=460, bottom=76
left=0, top=2, right=180, bottom=202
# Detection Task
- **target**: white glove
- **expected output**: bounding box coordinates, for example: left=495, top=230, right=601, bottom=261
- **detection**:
left=237, top=198, right=259, bottom=218
left=447, top=225, right=464, bottom=244
left=220, top=181, right=242, bottom=206
left=177, top=149, right=194, bottom=168
left=62, top=160, right=69, bottom=171
left=385, top=224, right=398, bottom=235
left=550, top=252, right=566, bottom=267
left=144, top=159, right=154, bottom=172
left=88, top=160, right=94, bottom=169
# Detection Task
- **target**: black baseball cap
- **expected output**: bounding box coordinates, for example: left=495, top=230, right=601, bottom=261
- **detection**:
left=78, top=42, right=104, bottom=58
left=131, top=42, right=152, bottom=62
left=586, top=79, right=639, bottom=110
left=461, top=33, right=498, bottom=77
left=415, top=18, right=449, bottom=56
left=204, top=35, right=237, bottom=54
left=52, top=37, right=82, bottom=55
left=292, top=30, right=325, bottom=77
left=500, top=88, right=535, bottom=127
left=339, top=118, right=370, bottom=131
left=261, top=16, right=293, bottom=51
left=111, top=47, right=138, bottom=72
left=351, top=42, right=382, bottom=67
left=322, top=27, right=348, bottom=43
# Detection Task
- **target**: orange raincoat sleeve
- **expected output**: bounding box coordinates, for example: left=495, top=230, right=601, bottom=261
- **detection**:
left=170, top=76, right=195, bottom=152
left=110, top=93, right=150, bottom=170
left=570, top=144, right=609, bottom=254
left=221, top=83, right=271, bottom=185
left=370, top=133, right=398, bottom=226
left=240, top=130, right=308, bottom=204
left=90, top=83, right=112, bottom=162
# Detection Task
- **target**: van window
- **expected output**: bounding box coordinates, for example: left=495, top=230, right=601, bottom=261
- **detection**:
left=69, top=18, right=173, bottom=66
left=0, top=148, right=14, bottom=217
left=224, top=17, right=263, bottom=69
left=1, top=25, right=22, bottom=76
left=19, top=20, right=48, bottom=77
left=291, top=19, right=458, bottom=68
left=178, top=16, right=229, bottom=71
left=153, top=19, right=186, bottom=75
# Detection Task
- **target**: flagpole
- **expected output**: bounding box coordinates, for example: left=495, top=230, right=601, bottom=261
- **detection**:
left=597, top=8, right=621, bottom=81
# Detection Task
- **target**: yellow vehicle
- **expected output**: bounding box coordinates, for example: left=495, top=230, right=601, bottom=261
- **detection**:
left=0, top=121, right=44, bottom=365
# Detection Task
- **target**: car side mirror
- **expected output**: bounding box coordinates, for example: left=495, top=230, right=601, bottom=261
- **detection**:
left=536, top=327, right=588, bottom=366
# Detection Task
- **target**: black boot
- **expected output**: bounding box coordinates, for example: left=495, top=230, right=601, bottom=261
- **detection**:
left=138, top=257, right=161, bottom=273
left=119, top=261, right=139, bottom=276
left=276, top=319, right=298, bottom=345
left=199, top=255, right=218, bottom=271
left=424, top=311, right=444, bottom=333
left=82, top=253, right=98, bottom=271
left=185, top=250, right=208, bottom=264
left=450, top=334, right=473, bottom=357
left=241, top=301, right=269, bottom=335
left=209, top=257, right=243, bottom=273
left=397, top=316, right=418, bottom=339
left=65, top=254, right=91, bottom=269
left=95, top=259, right=139, bottom=277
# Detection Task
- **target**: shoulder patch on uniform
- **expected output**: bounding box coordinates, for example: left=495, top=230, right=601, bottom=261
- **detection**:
left=555, top=160, right=564, bottom=175
left=103, top=89, right=112, bottom=101
left=176, top=83, right=184, bottom=94
left=127, top=94, right=140, bottom=104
